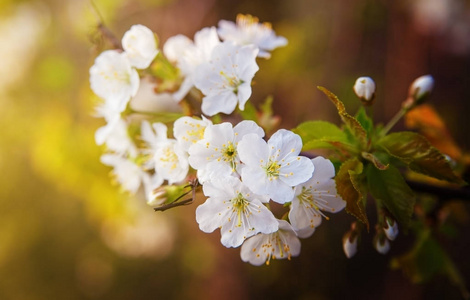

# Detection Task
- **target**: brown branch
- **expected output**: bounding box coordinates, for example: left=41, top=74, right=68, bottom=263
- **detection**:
left=97, top=23, right=122, bottom=50
left=153, top=198, right=193, bottom=212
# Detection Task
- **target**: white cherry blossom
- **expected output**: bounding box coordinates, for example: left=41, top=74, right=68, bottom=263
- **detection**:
left=89, top=50, right=139, bottom=112
left=218, top=14, right=287, bottom=59
left=129, top=77, right=182, bottom=113
left=193, top=41, right=259, bottom=116
left=240, top=220, right=301, bottom=266
left=173, top=116, right=213, bottom=151
left=288, top=156, right=345, bottom=238
left=188, top=120, right=264, bottom=182
left=196, top=177, right=278, bottom=248
left=101, top=153, right=162, bottom=202
left=141, top=121, right=189, bottom=185
left=95, top=102, right=137, bottom=156
left=238, top=129, right=314, bottom=204
left=122, top=24, right=159, bottom=69
left=163, top=34, right=193, bottom=63
left=163, top=27, right=221, bottom=101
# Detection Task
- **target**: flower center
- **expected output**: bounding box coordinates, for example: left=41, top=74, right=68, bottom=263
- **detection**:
left=297, top=186, right=329, bottom=220
left=297, top=186, right=318, bottom=210
left=260, top=233, right=292, bottom=265
left=221, top=141, right=237, bottom=171
left=219, top=71, right=243, bottom=94
left=159, top=146, right=178, bottom=170
left=231, top=193, right=248, bottom=227
left=183, top=123, right=206, bottom=143
left=264, top=160, right=281, bottom=178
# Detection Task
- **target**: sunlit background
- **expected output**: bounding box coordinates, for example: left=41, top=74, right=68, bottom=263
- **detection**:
left=1, top=0, right=469, bottom=299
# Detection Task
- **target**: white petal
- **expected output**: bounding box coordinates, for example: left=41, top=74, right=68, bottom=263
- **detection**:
left=267, top=179, right=295, bottom=204
left=279, top=156, right=314, bottom=186
left=172, top=76, right=194, bottom=102
left=236, top=83, right=252, bottom=110
left=268, top=129, right=303, bottom=159
left=196, top=196, right=230, bottom=233
left=201, top=91, right=238, bottom=116
left=163, top=34, right=192, bottom=63
left=289, top=197, right=322, bottom=234
left=240, top=220, right=300, bottom=265
left=122, top=24, right=158, bottom=69
left=233, top=120, right=265, bottom=141
left=311, top=156, right=336, bottom=182
left=237, top=133, right=268, bottom=166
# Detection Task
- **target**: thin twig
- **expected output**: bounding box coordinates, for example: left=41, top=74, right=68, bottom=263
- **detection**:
left=89, top=0, right=122, bottom=50
left=153, top=198, right=193, bottom=212
left=153, top=179, right=200, bottom=212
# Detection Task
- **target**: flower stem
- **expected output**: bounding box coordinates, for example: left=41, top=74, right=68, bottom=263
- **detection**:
left=381, top=106, right=408, bottom=136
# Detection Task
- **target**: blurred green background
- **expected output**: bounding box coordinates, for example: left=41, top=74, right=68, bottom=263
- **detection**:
left=1, top=0, right=469, bottom=299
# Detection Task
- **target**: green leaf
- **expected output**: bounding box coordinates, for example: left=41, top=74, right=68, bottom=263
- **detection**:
left=361, top=152, right=389, bottom=170
left=355, top=106, right=374, bottom=136
left=293, top=120, right=356, bottom=153
left=237, top=101, right=257, bottom=121
left=336, top=158, right=369, bottom=229
left=294, top=120, right=346, bottom=142
left=378, top=132, right=465, bottom=184
left=317, top=86, right=368, bottom=148
left=367, top=164, right=416, bottom=228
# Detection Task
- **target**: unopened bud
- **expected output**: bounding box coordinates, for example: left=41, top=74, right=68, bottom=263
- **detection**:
left=408, top=75, right=434, bottom=104
left=384, top=218, right=399, bottom=241
left=353, top=76, right=376, bottom=105
left=342, top=231, right=358, bottom=258
left=374, top=234, right=390, bottom=255
left=146, top=186, right=168, bottom=206
left=147, top=184, right=187, bottom=207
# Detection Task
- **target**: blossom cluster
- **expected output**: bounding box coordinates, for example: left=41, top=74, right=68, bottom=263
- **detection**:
left=90, top=14, right=346, bottom=265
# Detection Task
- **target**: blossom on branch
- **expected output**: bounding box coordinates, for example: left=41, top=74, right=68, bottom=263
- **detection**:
left=218, top=14, right=288, bottom=59
left=196, top=177, right=278, bottom=248
left=94, top=101, right=137, bottom=156
left=100, top=153, right=163, bottom=202
left=141, top=121, right=189, bottom=185
left=193, top=41, right=259, bottom=116
left=238, top=129, right=314, bottom=204
left=188, top=120, right=264, bottom=183
left=122, top=24, right=159, bottom=69
left=288, top=156, right=345, bottom=238
left=164, top=27, right=221, bottom=101
left=240, top=220, right=301, bottom=266
left=89, top=50, right=139, bottom=112
left=173, top=116, right=213, bottom=151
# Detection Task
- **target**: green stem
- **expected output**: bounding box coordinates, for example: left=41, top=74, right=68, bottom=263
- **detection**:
left=381, top=107, right=408, bottom=136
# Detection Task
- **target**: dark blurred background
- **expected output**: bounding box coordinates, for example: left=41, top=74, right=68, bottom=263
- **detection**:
left=0, top=0, right=469, bottom=299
